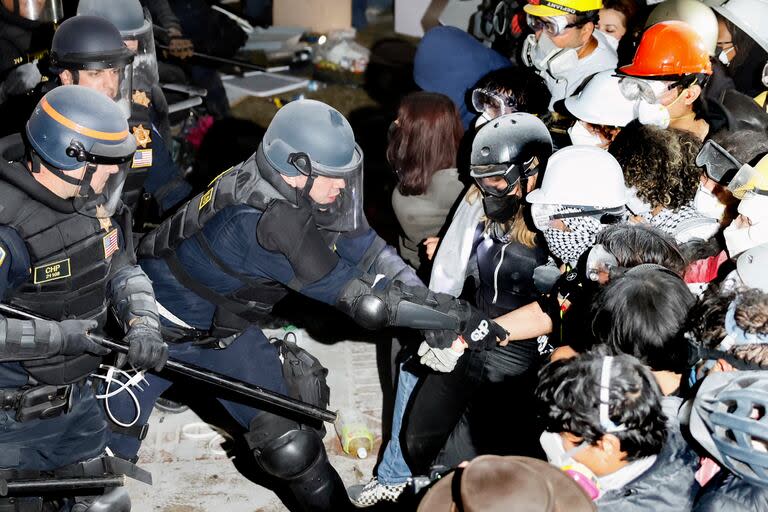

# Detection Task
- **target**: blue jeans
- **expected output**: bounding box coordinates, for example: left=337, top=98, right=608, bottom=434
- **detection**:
left=376, top=361, right=418, bottom=485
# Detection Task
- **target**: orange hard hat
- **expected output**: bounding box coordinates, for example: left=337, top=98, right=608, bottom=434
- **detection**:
left=619, top=20, right=712, bottom=78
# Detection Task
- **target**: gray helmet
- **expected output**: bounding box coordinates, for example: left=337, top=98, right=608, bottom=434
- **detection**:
left=470, top=113, right=553, bottom=197
left=76, top=0, right=145, bottom=34
left=26, top=85, right=137, bottom=217
left=259, top=100, right=364, bottom=232
left=689, top=371, right=768, bottom=486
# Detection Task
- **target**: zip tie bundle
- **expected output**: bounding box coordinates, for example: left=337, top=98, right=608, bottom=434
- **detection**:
left=92, top=365, right=147, bottom=428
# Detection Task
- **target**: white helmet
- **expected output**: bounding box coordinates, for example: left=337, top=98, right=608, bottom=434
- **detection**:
left=706, top=0, right=768, bottom=53
left=564, top=71, right=639, bottom=127
left=647, top=0, right=719, bottom=56
left=527, top=146, right=627, bottom=208
left=737, top=243, right=768, bottom=292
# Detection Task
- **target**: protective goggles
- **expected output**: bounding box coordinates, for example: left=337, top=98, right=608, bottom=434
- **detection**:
left=471, top=88, right=518, bottom=119
left=530, top=204, right=624, bottom=231
left=763, top=61, right=768, bottom=88
left=470, top=157, right=538, bottom=197
left=696, top=139, right=742, bottom=185
left=618, top=76, right=673, bottom=104
left=526, top=14, right=582, bottom=37
left=585, top=243, right=619, bottom=282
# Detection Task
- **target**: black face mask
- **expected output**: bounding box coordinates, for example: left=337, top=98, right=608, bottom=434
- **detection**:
left=482, top=194, right=520, bottom=222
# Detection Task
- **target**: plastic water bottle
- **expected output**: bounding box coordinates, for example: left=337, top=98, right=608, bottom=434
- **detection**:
left=334, top=408, right=374, bottom=459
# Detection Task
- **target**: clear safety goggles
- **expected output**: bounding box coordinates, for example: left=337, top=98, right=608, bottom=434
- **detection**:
left=471, top=88, right=518, bottom=119
left=470, top=157, right=538, bottom=197
left=530, top=203, right=624, bottom=231
left=618, top=76, right=673, bottom=104
left=526, top=14, right=581, bottom=37
left=585, top=243, right=619, bottom=282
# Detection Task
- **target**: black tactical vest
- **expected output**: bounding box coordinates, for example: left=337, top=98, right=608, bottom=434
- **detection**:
left=138, top=148, right=294, bottom=331
left=0, top=135, right=126, bottom=384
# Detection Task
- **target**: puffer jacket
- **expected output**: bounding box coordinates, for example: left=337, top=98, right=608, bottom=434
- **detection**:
left=694, top=469, right=768, bottom=512
left=597, top=426, right=699, bottom=511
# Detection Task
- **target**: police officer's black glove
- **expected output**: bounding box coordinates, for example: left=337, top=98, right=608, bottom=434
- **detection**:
left=422, top=329, right=460, bottom=350
left=125, top=322, right=169, bottom=372
left=456, top=301, right=509, bottom=351
left=57, top=319, right=110, bottom=357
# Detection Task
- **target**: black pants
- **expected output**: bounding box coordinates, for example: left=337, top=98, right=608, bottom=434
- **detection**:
left=402, top=339, right=544, bottom=474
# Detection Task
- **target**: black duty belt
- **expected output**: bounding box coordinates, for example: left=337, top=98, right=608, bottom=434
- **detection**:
left=0, top=385, right=72, bottom=423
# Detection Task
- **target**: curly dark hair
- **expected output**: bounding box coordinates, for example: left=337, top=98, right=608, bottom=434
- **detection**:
left=687, top=285, right=768, bottom=351
left=609, top=121, right=702, bottom=210
left=536, top=348, right=667, bottom=461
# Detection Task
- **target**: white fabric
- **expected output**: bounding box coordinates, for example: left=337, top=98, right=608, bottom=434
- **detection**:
left=429, top=191, right=485, bottom=295
left=538, top=30, right=618, bottom=110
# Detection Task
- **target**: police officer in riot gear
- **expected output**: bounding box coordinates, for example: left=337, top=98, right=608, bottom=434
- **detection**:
left=0, top=84, right=167, bottom=510
left=50, top=15, right=191, bottom=219
left=102, top=99, right=505, bottom=511
left=77, top=0, right=173, bottom=165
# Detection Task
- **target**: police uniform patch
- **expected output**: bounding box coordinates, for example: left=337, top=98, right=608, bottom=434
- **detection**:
left=0, top=245, right=5, bottom=267
left=33, top=258, right=71, bottom=284
left=103, top=229, right=120, bottom=259
left=199, top=188, right=214, bottom=210
left=132, top=124, right=152, bottom=149
left=131, top=148, right=153, bottom=168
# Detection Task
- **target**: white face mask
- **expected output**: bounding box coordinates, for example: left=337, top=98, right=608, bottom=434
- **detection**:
left=625, top=186, right=652, bottom=215
left=724, top=192, right=768, bottom=257
left=718, top=46, right=735, bottom=66
left=637, top=99, right=670, bottom=128
left=568, top=120, right=605, bottom=147
left=522, top=32, right=580, bottom=79
left=693, top=184, right=726, bottom=221
left=474, top=112, right=492, bottom=129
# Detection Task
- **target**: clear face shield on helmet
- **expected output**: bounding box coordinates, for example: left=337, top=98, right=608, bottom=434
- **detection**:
left=286, top=147, right=365, bottom=232
left=121, top=10, right=159, bottom=95
left=62, top=138, right=137, bottom=219
left=8, top=0, right=62, bottom=22
left=64, top=59, right=134, bottom=120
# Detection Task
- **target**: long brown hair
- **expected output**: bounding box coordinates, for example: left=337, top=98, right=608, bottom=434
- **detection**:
left=387, top=92, right=463, bottom=196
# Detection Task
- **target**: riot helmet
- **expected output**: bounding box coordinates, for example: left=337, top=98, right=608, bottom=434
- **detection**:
left=258, top=99, right=364, bottom=232
left=26, top=85, right=137, bottom=218
left=0, top=0, right=62, bottom=22
left=77, top=0, right=158, bottom=94
left=470, top=113, right=553, bottom=222
left=50, top=16, right=134, bottom=118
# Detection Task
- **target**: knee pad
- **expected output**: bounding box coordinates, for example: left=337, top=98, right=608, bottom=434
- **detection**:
left=255, top=428, right=325, bottom=480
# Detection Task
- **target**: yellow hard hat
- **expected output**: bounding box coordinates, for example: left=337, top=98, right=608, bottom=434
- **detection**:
left=524, top=0, right=603, bottom=18
left=729, top=153, right=768, bottom=199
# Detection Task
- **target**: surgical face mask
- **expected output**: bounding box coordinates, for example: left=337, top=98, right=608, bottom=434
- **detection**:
left=693, top=184, right=727, bottom=221
left=568, top=120, right=604, bottom=147
left=522, top=32, right=580, bottom=79
left=718, top=45, right=735, bottom=66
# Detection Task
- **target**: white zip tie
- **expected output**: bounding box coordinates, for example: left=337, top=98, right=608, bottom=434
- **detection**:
left=92, top=365, right=147, bottom=428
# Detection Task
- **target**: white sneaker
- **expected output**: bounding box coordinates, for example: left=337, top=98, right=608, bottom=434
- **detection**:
left=349, top=477, right=406, bottom=508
